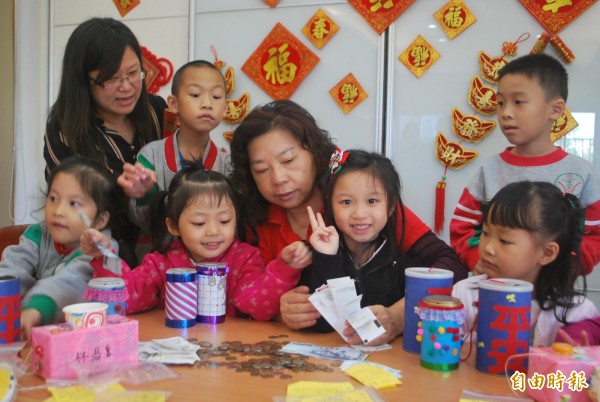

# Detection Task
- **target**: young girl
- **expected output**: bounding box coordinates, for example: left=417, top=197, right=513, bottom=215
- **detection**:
left=0, top=157, right=118, bottom=339
left=452, top=181, right=599, bottom=347
left=81, top=163, right=311, bottom=321
left=305, top=149, right=460, bottom=346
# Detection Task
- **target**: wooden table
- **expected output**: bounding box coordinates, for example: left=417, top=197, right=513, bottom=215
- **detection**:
left=15, top=310, right=517, bottom=401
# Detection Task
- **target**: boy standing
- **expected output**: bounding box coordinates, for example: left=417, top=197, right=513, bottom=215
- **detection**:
left=118, top=60, right=229, bottom=231
left=450, top=53, right=600, bottom=274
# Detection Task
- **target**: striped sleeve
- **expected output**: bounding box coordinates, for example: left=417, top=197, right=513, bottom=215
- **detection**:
left=450, top=187, right=483, bottom=270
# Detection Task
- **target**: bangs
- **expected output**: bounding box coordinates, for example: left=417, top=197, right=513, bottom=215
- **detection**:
left=484, top=194, right=540, bottom=232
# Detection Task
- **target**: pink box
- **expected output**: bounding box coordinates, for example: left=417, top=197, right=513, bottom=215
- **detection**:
left=31, top=316, right=138, bottom=380
left=527, top=345, right=600, bottom=402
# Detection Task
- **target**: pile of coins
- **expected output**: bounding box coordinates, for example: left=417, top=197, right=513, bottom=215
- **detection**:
left=187, top=336, right=337, bottom=379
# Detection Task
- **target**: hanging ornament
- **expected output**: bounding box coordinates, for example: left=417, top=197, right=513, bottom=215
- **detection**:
left=302, top=8, right=340, bottom=50
left=434, top=133, right=478, bottom=234
left=519, top=0, right=596, bottom=35
left=435, top=133, right=478, bottom=171
left=433, top=34, right=528, bottom=235
left=210, top=45, right=226, bottom=70
left=241, top=23, right=319, bottom=100
left=163, top=108, right=180, bottom=139
left=398, top=35, right=441, bottom=79
left=529, top=32, right=551, bottom=54
left=141, top=46, right=174, bottom=95
left=328, top=73, right=368, bottom=115
left=551, top=107, right=579, bottom=143
left=224, top=93, right=250, bottom=124
left=549, top=35, right=576, bottom=63
left=112, top=0, right=140, bottom=17
left=433, top=0, right=477, bottom=40
left=478, top=51, right=508, bottom=84
left=451, top=108, right=496, bottom=143
left=348, top=0, right=415, bottom=35
left=519, top=0, right=596, bottom=64
left=467, top=76, right=497, bottom=115
left=224, top=67, right=235, bottom=97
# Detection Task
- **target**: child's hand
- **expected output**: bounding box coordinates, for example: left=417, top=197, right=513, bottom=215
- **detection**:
left=280, top=241, right=312, bottom=270
left=307, top=206, right=339, bottom=255
left=343, top=304, right=403, bottom=346
left=556, top=328, right=591, bottom=347
left=21, top=308, right=43, bottom=341
left=80, top=228, right=111, bottom=258
left=117, top=162, right=157, bottom=198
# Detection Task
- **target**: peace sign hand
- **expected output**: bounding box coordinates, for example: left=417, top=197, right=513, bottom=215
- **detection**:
left=307, top=206, right=339, bottom=255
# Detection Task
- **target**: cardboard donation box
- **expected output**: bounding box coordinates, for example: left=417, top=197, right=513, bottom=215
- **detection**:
left=31, top=316, right=138, bottom=380
left=527, top=344, right=600, bottom=402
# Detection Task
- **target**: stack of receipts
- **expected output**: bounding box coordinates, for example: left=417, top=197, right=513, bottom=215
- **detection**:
left=309, top=277, right=387, bottom=346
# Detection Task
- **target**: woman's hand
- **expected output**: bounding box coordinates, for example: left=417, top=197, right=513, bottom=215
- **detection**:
left=117, top=162, right=157, bottom=198
left=80, top=228, right=111, bottom=258
left=280, top=286, right=321, bottom=330
left=307, top=206, right=339, bottom=256
left=343, top=299, right=405, bottom=346
left=280, top=241, right=312, bottom=270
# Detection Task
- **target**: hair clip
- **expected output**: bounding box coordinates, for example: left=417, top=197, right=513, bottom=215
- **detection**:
left=328, top=147, right=349, bottom=177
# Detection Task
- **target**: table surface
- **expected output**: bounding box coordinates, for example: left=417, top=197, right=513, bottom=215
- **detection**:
left=14, top=310, right=520, bottom=401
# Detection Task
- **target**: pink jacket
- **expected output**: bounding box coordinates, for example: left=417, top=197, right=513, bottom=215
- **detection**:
left=91, top=239, right=301, bottom=321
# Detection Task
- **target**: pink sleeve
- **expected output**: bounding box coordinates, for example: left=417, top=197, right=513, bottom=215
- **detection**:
left=91, top=253, right=167, bottom=314
left=231, top=244, right=301, bottom=321
left=449, top=188, right=483, bottom=270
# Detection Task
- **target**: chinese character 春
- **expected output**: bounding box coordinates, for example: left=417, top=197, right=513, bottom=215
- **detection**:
left=369, top=0, right=394, bottom=13
left=410, top=46, right=430, bottom=67
left=543, top=0, right=573, bottom=14
left=340, top=83, right=359, bottom=104
left=510, top=371, right=526, bottom=392
left=566, top=370, right=588, bottom=392
left=476, top=91, right=494, bottom=110
left=528, top=372, right=546, bottom=390
left=311, top=18, right=330, bottom=40
left=444, top=6, right=464, bottom=29
left=263, top=43, right=297, bottom=85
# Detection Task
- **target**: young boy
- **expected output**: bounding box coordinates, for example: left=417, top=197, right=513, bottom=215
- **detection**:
left=118, top=60, right=229, bottom=232
left=450, top=53, right=600, bottom=275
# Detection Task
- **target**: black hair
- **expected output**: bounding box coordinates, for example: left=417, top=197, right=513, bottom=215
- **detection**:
left=498, top=53, right=568, bottom=101
left=320, top=149, right=405, bottom=266
left=46, top=156, right=117, bottom=229
left=150, top=161, right=237, bottom=253
left=46, top=17, right=161, bottom=167
left=170, top=60, right=225, bottom=96
left=483, top=181, right=586, bottom=324
left=229, top=99, right=336, bottom=243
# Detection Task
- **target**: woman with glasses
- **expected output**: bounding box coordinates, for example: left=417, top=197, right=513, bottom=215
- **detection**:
left=44, top=17, right=167, bottom=266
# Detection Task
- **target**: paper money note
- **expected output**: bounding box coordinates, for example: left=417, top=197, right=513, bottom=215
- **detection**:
left=281, top=342, right=367, bottom=361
